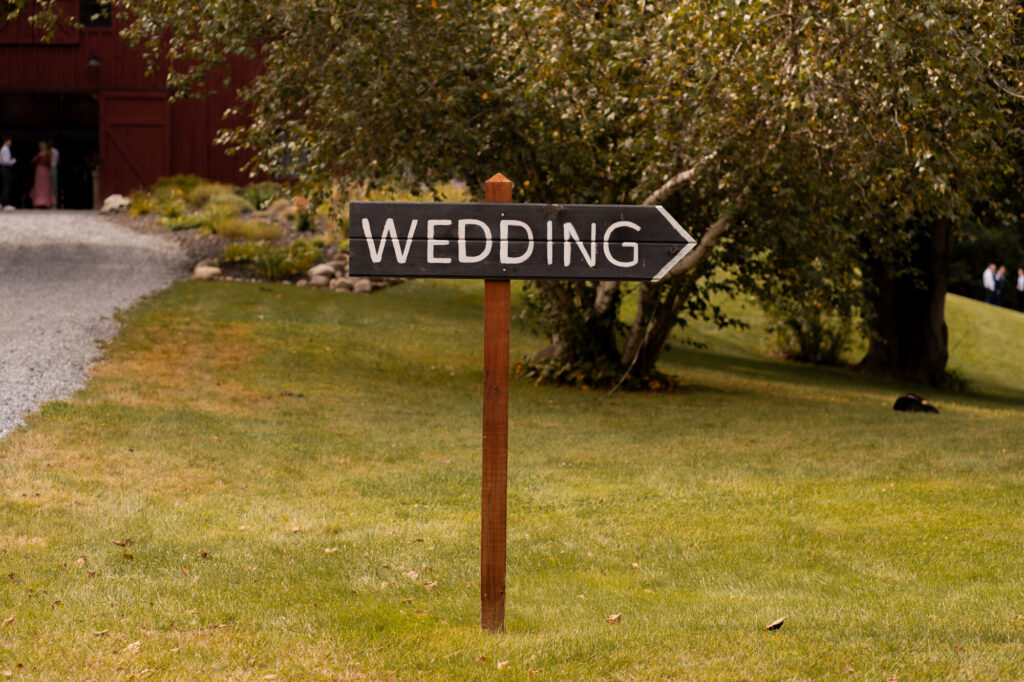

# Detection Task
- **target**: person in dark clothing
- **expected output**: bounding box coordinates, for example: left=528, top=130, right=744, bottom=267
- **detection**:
left=0, top=136, right=16, bottom=208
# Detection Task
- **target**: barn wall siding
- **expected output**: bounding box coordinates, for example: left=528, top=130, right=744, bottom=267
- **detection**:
left=1, top=4, right=259, bottom=197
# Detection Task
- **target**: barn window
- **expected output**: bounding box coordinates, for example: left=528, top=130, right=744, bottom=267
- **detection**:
left=79, top=0, right=111, bottom=28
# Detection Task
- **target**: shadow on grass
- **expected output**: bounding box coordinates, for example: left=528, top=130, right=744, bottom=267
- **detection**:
left=660, top=343, right=1024, bottom=409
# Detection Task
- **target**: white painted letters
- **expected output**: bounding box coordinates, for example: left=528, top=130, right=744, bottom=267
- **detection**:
left=603, top=221, right=641, bottom=268
left=426, top=219, right=452, bottom=264
left=458, top=219, right=492, bottom=263
left=362, top=218, right=418, bottom=264
left=563, top=222, right=597, bottom=267
left=499, top=220, right=534, bottom=265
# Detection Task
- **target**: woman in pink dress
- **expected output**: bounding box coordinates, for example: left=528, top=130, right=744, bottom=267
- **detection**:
left=30, top=141, right=56, bottom=208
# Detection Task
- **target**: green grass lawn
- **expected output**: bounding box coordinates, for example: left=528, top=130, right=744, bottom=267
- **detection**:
left=2, top=279, right=1024, bottom=679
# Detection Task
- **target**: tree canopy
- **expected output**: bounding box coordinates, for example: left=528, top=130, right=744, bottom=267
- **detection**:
left=25, top=0, right=1024, bottom=384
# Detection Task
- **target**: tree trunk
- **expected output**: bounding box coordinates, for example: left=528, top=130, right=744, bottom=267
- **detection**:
left=860, top=220, right=953, bottom=384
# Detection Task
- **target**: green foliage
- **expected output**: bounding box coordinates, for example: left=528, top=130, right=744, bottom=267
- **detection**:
left=294, top=207, right=313, bottom=232
left=767, top=304, right=855, bottom=366
left=127, top=192, right=157, bottom=217
left=205, top=190, right=255, bottom=217
left=186, top=181, right=234, bottom=209
left=237, top=181, right=286, bottom=210
left=83, top=0, right=1024, bottom=382
left=220, top=238, right=323, bottom=280
left=150, top=174, right=205, bottom=198
left=209, top=217, right=280, bottom=241
left=157, top=196, right=187, bottom=219
left=161, top=213, right=208, bottom=231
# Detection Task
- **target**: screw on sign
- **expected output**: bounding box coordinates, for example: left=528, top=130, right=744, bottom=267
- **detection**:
left=349, top=174, right=695, bottom=632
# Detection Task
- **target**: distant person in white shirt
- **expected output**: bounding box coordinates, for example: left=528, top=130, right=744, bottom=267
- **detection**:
left=49, top=141, right=59, bottom=208
left=982, top=263, right=997, bottom=304
left=0, top=136, right=15, bottom=209
left=1017, top=268, right=1024, bottom=312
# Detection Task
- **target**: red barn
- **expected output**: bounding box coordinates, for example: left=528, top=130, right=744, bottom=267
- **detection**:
left=1, top=1, right=257, bottom=208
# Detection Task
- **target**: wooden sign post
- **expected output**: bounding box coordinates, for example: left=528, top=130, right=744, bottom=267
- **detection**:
left=348, top=175, right=695, bottom=633
left=481, top=174, right=511, bottom=632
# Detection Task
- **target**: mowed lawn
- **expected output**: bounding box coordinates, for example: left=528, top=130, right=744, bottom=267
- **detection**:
left=2, top=279, right=1024, bottom=680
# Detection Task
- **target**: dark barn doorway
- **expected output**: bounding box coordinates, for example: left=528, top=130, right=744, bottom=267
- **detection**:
left=0, top=91, right=100, bottom=209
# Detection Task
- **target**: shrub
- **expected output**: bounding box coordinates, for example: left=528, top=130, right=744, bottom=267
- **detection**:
left=187, top=181, right=234, bottom=208
left=206, top=191, right=255, bottom=217
left=162, top=214, right=209, bottom=231
left=157, top=196, right=187, bottom=218
left=238, top=182, right=286, bottom=210
left=219, top=239, right=324, bottom=280
left=295, top=207, right=314, bottom=232
left=211, top=217, right=281, bottom=241
left=767, top=302, right=854, bottom=365
left=150, top=174, right=204, bottom=199
left=128, top=192, right=157, bottom=217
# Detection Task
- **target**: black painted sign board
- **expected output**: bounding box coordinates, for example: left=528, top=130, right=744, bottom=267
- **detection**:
left=349, top=201, right=696, bottom=282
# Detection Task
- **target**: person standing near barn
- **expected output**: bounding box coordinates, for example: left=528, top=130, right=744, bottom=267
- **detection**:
left=0, top=136, right=16, bottom=209
left=49, top=140, right=60, bottom=209
left=1017, top=268, right=1024, bottom=312
left=996, top=265, right=1007, bottom=306
left=983, top=263, right=997, bottom=304
left=29, top=141, right=56, bottom=209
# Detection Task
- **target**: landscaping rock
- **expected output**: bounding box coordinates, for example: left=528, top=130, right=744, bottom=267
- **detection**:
left=330, top=277, right=353, bottom=292
left=308, top=263, right=337, bottom=279
left=309, top=274, right=332, bottom=288
left=192, top=264, right=222, bottom=280
left=352, top=278, right=373, bottom=294
left=100, top=194, right=131, bottom=213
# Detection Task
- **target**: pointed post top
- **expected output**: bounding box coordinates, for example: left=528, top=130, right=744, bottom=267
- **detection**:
left=485, top=173, right=512, bottom=203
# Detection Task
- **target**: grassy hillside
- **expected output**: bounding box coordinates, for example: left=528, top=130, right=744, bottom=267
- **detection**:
left=1, top=279, right=1022, bottom=679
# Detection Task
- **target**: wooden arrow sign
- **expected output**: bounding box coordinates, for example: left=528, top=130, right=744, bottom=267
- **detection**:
left=349, top=201, right=695, bottom=282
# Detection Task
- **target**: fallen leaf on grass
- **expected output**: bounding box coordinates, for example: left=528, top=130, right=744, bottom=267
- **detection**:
left=181, top=566, right=190, bottom=577
left=497, top=660, right=510, bottom=669
left=606, top=614, right=621, bottom=624
left=87, top=570, right=97, bottom=578
left=475, top=655, right=486, bottom=662
left=324, top=547, right=339, bottom=553
left=630, top=562, right=639, bottom=570
left=2, top=617, right=13, bottom=627
left=424, top=581, right=438, bottom=591
left=73, top=556, right=87, bottom=568
left=123, top=553, right=134, bottom=560
left=2, top=670, right=10, bottom=678
left=124, top=641, right=141, bottom=653
left=199, top=552, right=210, bottom=559
left=765, top=617, right=786, bottom=631
left=112, top=539, right=132, bottom=547
left=402, top=571, right=419, bottom=580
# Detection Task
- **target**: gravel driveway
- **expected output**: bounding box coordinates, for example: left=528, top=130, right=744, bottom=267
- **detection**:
left=0, top=211, right=189, bottom=438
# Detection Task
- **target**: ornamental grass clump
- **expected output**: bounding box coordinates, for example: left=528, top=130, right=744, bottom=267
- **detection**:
left=220, top=238, right=323, bottom=280
left=211, top=217, right=280, bottom=242
left=206, top=191, right=255, bottom=217
left=238, top=181, right=286, bottom=210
